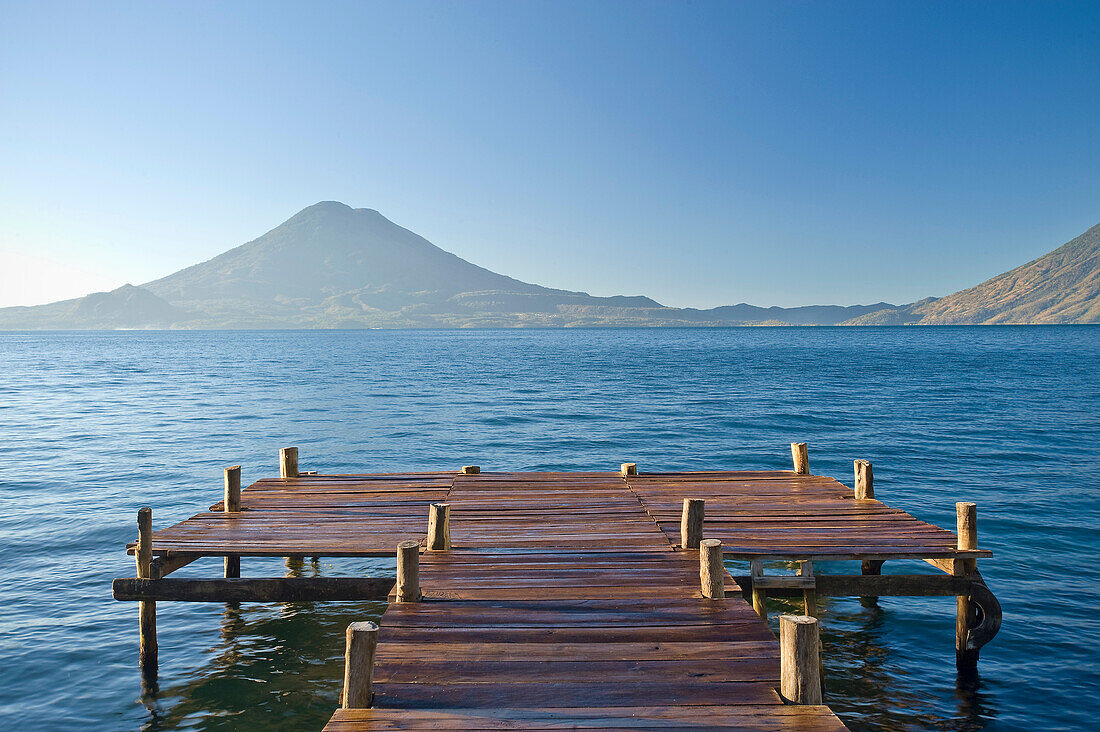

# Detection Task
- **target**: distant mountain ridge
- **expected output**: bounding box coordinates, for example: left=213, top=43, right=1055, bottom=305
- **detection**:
left=1, top=202, right=1096, bottom=329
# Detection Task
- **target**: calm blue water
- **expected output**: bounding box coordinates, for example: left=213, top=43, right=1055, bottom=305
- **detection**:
left=0, top=327, right=1097, bottom=731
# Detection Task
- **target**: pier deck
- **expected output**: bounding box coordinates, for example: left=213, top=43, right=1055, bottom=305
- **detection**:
left=117, top=456, right=999, bottom=730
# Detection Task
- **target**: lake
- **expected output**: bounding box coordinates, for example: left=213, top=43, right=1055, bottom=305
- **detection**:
left=0, top=327, right=1097, bottom=730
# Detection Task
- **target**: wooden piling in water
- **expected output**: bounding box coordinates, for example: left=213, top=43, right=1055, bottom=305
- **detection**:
left=341, top=621, right=379, bottom=709
left=791, top=443, right=809, bottom=475
left=699, top=538, right=725, bottom=599
left=426, top=503, right=451, bottom=551
left=854, top=459, right=873, bottom=500
left=680, top=498, right=704, bottom=549
left=779, top=615, right=822, bottom=704
left=800, top=560, right=817, bottom=617
left=136, top=507, right=158, bottom=686
left=280, top=447, right=299, bottom=479
left=396, top=540, right=421, bottom=602
left=620, top=462, right=637, bottom=476
left=956, top=502, right=977, bottom=551
left=750, top=558, right=767, bottom=619
left=955, top=501, right=979, bottom=669
left=223, top=466, right=241, bottom=579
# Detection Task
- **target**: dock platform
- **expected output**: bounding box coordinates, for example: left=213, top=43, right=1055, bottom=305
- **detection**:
left=114, top=447, right=1001, bottom=730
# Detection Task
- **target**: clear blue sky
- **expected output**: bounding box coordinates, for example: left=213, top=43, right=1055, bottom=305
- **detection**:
left=1, top=1, right=1097, bottom=308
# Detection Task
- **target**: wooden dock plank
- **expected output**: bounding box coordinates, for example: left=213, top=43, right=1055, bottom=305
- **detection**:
left=124, top=467, right=993, bottom=729
left=325, top=474, right=846, bottom=730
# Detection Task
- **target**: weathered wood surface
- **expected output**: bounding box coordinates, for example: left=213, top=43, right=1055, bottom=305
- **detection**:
left=625, top=471, right=991, bottom=560
left=113, top=576, right=394, bottom=602
left=323, top=473, right=846, bottom=731
left=135, top=469, right=985, bottom=561
left=117, top=467, right=991, bottom=729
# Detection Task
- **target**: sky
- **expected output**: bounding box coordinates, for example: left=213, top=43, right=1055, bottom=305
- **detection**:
left=1, top=1, right=1098, bottom=309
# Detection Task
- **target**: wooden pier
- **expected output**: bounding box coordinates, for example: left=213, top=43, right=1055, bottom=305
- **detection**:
left=114, top=446, right=1000, bottom=730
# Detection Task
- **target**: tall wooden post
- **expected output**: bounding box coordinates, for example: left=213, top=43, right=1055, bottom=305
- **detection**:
left=620, top=462, right=637, bottom=476
left=224, top=466, right=241, bottom=578
left=956, top=502, right=979, bottom=669
left=461, top=465, right=480, bottom=475
left=396, top=540, right=421, bottom=602
left=854, top=460, right=873, bottom=500
left=750, top=558, right=767, bottom=619
left=341, top=621, right=379, bottom=708
left=680, top=498, right=705, bottom=549
left=136, top=507, right=158, bottom=687
left=854, top=460, right=880, bottom=601
left=699, top=539, right=725, bottom=599
left=956, top=502, right=977, bottom=551
left=779, top=615, right=823, bottom=704
left=427, top=503, right=451, bottom=551
left=799, top=560, right=817, bottom=617
left=791, top=443, right=809, bottom=475
left=280, top=447, right=299, bottom=479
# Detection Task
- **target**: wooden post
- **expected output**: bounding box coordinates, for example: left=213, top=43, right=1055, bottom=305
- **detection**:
left=341, top=621, right=379, bottom=709
left=136, top=507, right=158, bottom=685
left=427, top=503, right=451, bottom=551
left=854, top=460, right=873, bottom=500
left=780, top=615, right=823, bottom=704
left=620, top=462, right=637, bottom=476
left=859, top=559, right=884, bottom=605
left=699, top=539, right=725, bottom=599
left=680, top=498, right=704, bottom=549
left=460, top=465, right=480, bottom=475
left=396, top=540, right=421, bottom=602
left=799, top=560, right=817, bottom=617
left=956, top=502, right=979, bottom=669
left=791, top=443, right=809, bottom=475
left=280, top=447, right=299, bottom=479
left=750, top=558, right=767, bottom=619
left=224, top=466, right=241, bottom=578
left=957, top=502, right=977, bottom=551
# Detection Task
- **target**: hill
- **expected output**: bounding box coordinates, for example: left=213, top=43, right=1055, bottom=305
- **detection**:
left=840, top=224, right=1100, bottom=325
left=1, top=202, right=1093, bottom=329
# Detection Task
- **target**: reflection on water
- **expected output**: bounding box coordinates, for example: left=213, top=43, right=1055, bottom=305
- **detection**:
left=144, top=598, right=386, bottom=732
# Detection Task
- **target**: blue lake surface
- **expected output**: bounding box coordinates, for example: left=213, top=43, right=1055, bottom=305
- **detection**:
left=0, top=327, right=1097, bottom=730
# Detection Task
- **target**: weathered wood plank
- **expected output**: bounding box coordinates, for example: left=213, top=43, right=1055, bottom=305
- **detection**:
left=113, top=577, right=394, bottom=602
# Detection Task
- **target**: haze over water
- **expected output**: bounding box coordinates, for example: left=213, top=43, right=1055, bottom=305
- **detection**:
left=1, top=327, right=1098, bottom=730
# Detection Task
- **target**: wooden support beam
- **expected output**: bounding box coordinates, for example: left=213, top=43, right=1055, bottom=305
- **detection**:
left=748, top=575, right=817, bottom=590
left=342, top=621, right=379, bottom=709
left=461, top=465, right=480, bottom=475
left=224, top=465, right=242, bottom=578
left=396, top=540, right=421, bottom=602
left=860, top=558, right=884, bottom=605
left=699, top=539, right=724, bottom=599
left=113, top=576, right=394, bottom=602
left=280, top=447, right=299, bottom=479
left=854, top=460, right=873, bottom=500
left=736, top=573, right=974, bottom=596
left=620, top=462, right=637, bottom=476
left=680, top=498, right=704, bottom=550
left=150, top=552, right=200, bottom=579
left=750, top=559, right=767, bottom=619
left=956, top=501, right=979, bottom=670
left=791, top=443, right=809, bottom=475
left=799, top=560, right=817, bottom=617
left=136, top=507, right=157, bottom=686
left=426, top=503, right=451, bottom=551
left=779, top=615, right=822, bottom=704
